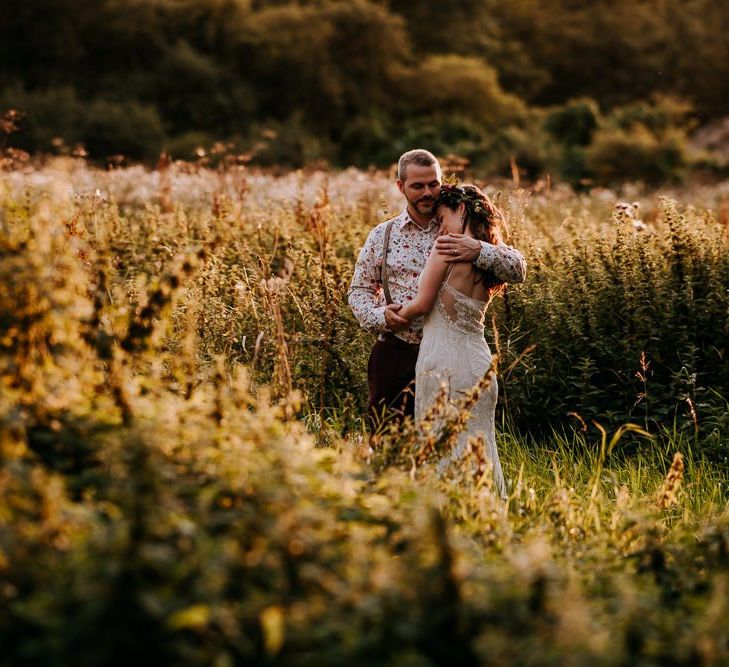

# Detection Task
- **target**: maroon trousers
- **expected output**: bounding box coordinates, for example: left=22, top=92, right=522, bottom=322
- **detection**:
left=367, top=334, right=419, bottom=434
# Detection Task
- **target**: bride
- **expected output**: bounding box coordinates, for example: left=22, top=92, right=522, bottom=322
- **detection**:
left=388, top=183, right=512, bottom=497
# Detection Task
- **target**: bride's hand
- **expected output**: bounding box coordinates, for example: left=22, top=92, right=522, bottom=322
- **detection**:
left=435, top=233, right=481, bottom=263
left=385, top=303, right=409, bottom=331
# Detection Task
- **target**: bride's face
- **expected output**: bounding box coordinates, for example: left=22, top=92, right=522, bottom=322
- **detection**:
left=436, top=203, right=465, bottom=234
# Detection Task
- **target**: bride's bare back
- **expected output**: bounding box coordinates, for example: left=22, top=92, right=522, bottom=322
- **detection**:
left=442, top=261, right=492, bottom=303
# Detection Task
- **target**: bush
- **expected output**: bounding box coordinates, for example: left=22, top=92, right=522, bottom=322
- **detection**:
left=338, top=114, right=395, bottom=167
left=474, top=115, right=561, bottom=179
left=544, top=99, right=601, bottom=184
left=582, top=97, right=694, bottom=186
left=609, top=95, right=695, bottom=135
left=0, top=87, right=165, bottom=160
left=585, top=124, right=689, bottom=185
left=247, top=115, right=336, bottom=168
left=544, top=99, right=600, bottom=148
left=149, top=40, right=256, bottom=135
left=82, top=99, right=165, bottom=160
left=398, top=54, right=526, bottom=128
left=496, top=198, right=729, bottom=448
left=165, top=131, right=218, bottom=161
left=0, top=86, right=86, bottom=151
left=392, top=114, right=490, bottom=164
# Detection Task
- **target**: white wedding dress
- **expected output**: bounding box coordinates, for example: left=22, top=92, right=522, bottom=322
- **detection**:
left=414, top=271, right=507, bottom=498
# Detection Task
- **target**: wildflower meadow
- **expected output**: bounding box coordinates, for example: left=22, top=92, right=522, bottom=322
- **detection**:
left=1, top=156, right=728, bottom=666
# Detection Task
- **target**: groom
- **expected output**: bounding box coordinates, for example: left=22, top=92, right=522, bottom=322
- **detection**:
left=348, top=149, right=526, bottom=434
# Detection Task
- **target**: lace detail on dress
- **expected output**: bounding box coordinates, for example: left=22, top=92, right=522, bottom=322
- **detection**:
left=435, top=283, right=487, bottom=336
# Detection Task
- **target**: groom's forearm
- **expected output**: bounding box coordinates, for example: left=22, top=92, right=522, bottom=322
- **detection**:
left=474, top=242, right=527, bottom=283
left=347, top=289, right=389, bottom=334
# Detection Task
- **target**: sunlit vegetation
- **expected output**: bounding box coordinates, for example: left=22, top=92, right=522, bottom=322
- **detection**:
left=1, top=157, right=727, bottom=664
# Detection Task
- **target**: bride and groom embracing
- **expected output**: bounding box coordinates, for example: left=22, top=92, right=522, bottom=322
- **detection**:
left=348, top=149, right=526, bottom=496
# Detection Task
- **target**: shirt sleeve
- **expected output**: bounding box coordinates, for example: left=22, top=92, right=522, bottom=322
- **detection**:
left=347, top=225, right=389, bottom=334
left=474, top=242, right=527, bottom=284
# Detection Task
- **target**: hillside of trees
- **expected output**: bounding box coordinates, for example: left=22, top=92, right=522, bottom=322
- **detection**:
left=2, top=0, right=729, bottom=182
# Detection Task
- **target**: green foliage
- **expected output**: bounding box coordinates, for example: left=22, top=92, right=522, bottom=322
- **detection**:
left=0, top=86, right=86, bottom=152
left=585, top=125, right=689, bottom=186
left=388, top=0, right=550, bottom=101
left=1, top=162, right=729, bottom=664
left=2, top=0, right=729, bottom=176
left=497, top=197, right=729, bottom=452
left=247, top=115, right=338, bottom=167
left=486, top=120, right=562, bottom=179
left=165, top=131, right=219, bottom=161
left=609, top=96, right=695, bottom=135
left=235, top=1, right=410, bottom=131
left=82, top=99, right=165, bottom=160
left=491, top=0, right=729, bottom=114
left=545, top=99, right=600, bottom=148
left=398, top=55, right=525, bottom=126
left=0, top=86, right=165, bottom=159
left=540, top=97, right=694, bottom=186
left=148, top=40, right=256, bottom=135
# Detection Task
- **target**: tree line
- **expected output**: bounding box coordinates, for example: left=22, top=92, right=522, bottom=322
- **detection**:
left=2, top=0, right=728, bottom=182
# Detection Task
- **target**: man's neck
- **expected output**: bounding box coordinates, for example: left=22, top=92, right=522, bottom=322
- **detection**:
left=406, top=205, right=432, bottom=229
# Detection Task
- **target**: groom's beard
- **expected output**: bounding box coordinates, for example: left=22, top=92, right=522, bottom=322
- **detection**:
left=412, top=196, right=435, bottom=216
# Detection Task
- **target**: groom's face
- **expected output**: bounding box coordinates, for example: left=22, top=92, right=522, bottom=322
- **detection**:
left=397, top=164, right=442, bottom=218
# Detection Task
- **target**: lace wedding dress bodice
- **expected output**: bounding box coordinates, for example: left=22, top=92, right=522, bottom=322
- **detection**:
left=414, top=274, right=506, bottom=497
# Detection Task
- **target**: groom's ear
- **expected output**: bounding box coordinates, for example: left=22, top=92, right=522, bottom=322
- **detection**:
left=396, top=179, right=405, bottom=194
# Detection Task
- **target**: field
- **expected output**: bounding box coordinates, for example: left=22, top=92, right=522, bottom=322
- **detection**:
left=1, top=158, right=728, bottom=666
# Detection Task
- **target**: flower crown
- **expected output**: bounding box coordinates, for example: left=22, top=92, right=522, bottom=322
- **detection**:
left=438, top=177, right=490, bottom=218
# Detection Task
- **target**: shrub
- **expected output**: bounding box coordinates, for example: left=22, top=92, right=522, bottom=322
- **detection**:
left=470, top=114, right=561, bottom=180
left=82, top=98, right=165, bottom=160
left=609, top=95, right=695, bottom=135
left=338, top=114, right=395, bottom=167
left=165, top=131, right=218, bottom=161
left=544, top=98, right=601, bottom=184
left=247, top=115, right=336, bottom=168
left=0, top=87, right=165, bottom=160
left=0, top=86, right=86, bottom=151
left=585, top=124, right=689, bottom=185
left=544, top=98, right=600, bottom=147
left=496, top=198, right=729, bottom=449
left=583, top=97, right=694, bottom=186
left=398, top=54, right=526, bottom=128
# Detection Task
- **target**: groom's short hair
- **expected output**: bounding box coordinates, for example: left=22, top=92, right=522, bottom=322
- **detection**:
left=397, top=149, right=440, bottom=182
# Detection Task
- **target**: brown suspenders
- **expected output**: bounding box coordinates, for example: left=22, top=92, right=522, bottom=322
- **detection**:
left=380, top=218, right=395, bottom=305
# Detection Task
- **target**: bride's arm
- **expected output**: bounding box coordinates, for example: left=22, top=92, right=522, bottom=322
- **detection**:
left=395, top=245, right=449, bottom=320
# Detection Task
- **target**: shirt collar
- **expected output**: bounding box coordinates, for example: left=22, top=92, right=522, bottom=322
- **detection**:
left=398, top=208, right=438, bottom=232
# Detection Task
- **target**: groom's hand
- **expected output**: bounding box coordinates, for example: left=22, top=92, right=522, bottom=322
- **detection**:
left=385, top=304, right=409, bottom=331
left=435, top=233, right=481, bottom=263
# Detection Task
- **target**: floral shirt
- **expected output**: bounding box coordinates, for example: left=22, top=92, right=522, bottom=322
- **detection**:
left=348, top=208, right=527, bottom=345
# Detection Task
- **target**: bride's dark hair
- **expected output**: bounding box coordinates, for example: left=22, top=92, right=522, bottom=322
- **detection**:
left=436, top=183, right=506, bottom=292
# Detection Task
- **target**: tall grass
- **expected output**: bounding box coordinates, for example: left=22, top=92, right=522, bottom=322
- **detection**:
left=0, top=159, right=728, bottom=665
